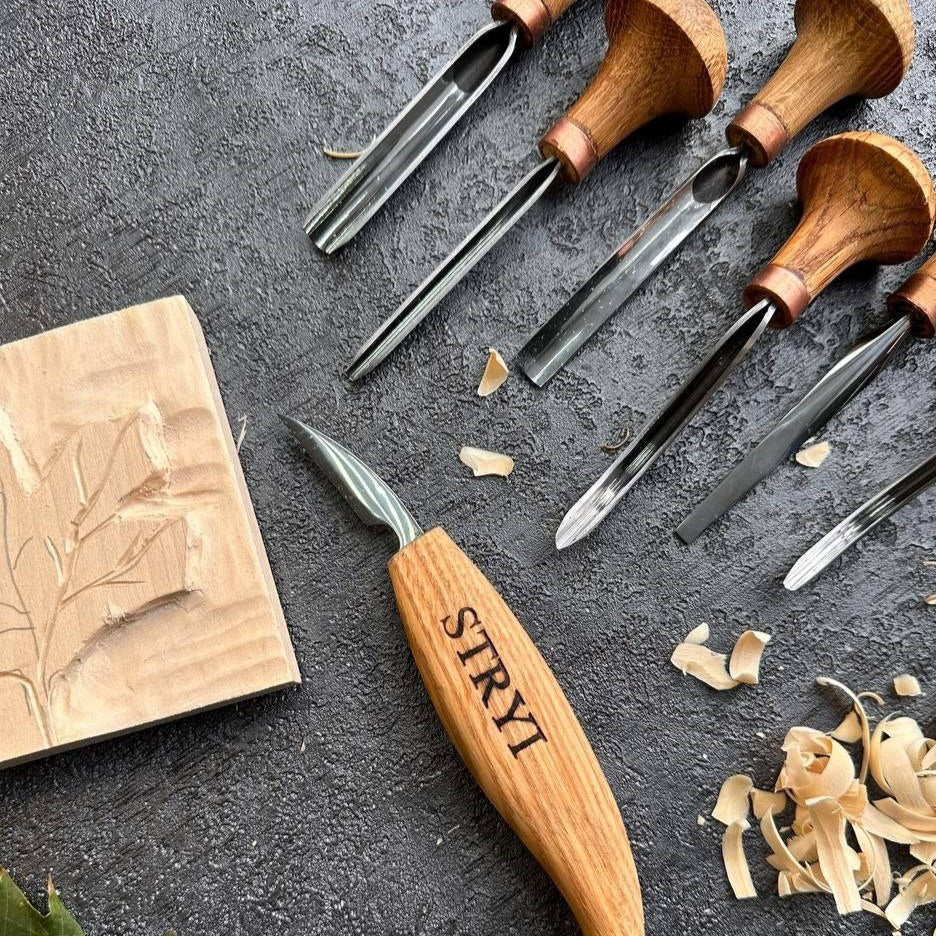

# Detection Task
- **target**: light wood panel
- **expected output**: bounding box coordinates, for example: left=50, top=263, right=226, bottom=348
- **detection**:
left=0, top=296, right=299, bottom=769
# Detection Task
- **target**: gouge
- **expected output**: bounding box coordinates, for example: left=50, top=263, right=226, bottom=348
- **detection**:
left=519, top=0, right=917, bottom=386
left=346, top=0, right=728, bottom=380
left=786, top=449, right=936, bottom=590
left=678, top=248, right=936, bottom=545
left=306, top=0, right=579, bottom=254
left=556, top=133, right=936, bottom=550
left=282, top=417, right=645, bottom=936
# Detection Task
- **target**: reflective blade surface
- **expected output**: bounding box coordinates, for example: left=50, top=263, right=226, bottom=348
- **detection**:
left=347, top=157, right=561, bottom=380
left=556, top=299, right=776, bottom=550
left=282, top=416, right=423, bottom=551
left=519, top=146, right=749, bottom=386
left=306, top=21, right=518, bottom=254
left=677, top=315, right=914, bottom=544
left=785, top=450, right=936, bottom=591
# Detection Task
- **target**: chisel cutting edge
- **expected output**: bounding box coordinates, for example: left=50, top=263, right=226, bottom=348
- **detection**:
left=305, top=0, right=580, bottom=254
left=557, top=133, right=936, bottom=550
left=677, top=248, right=936, bottom=545
left=785, top=451, right=936, bottom=590
left=347, top=0, right=729, bottom=380
left=282, top=416, right=645, bottom=936
left=519, top=0, right=916, bottom=386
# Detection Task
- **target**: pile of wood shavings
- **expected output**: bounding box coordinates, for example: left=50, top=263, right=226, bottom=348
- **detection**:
left=713, top=677, right=936, bottom=933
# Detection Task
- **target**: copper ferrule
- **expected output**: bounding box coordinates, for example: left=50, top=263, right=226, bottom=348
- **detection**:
left=744, top=264, right=810, bottom=329
left=491, top=0, right=551, bottom=45
left=888, top=271, right=936, bottom=339
left=726, top=103, right=790, bottom=169
left=540, top=116, right=598, bottom=185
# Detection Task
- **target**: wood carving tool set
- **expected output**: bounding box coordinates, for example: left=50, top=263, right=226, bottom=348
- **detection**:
left=4, top=1, right=934, bottom=934
left=288, top=0, right=935, bottom=927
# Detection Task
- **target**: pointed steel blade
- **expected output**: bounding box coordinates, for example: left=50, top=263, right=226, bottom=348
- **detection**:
left=282, top=416, right=422, bottom=550
left=785, top=450, right=936, bottom=591
left=677, top=315, right=914, bottom=545
left=347, top=157, right=561, bottom=380
left=555, top=299, right=776, bottom=550
left=306, top=21, right=519, bottom=254
left=518, top=146, right=749, bottom=386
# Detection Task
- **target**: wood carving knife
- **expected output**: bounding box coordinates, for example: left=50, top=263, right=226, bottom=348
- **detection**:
left=519, top=0, right=916, bottom=386
left=556, top=133, right=935, bottom=550
left=282, top=416, right=644, bottom=936
left=346, top=0, right=728, bottom=380
left=305, top=0, right=579, bottom=254
left=785, top=449, right=936, bottom=590
left=677, top=250, right=936, bottom=545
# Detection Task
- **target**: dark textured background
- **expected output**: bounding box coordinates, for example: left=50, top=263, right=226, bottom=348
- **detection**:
left=2, top=0, right=935, bottom=933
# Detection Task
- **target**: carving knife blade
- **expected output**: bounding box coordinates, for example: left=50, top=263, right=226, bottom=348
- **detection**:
left=281, top=416, right=645, bottom=935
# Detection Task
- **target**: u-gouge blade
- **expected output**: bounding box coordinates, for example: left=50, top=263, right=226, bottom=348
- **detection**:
left=677, top=315, right=914, bottom=544
left=785, top=450, right=936, bottom=590
left=556, top=300, right=776, bottom=550
left=306, top=21, right=519, bottom=255
left=519, top=146, right=749, bottom=386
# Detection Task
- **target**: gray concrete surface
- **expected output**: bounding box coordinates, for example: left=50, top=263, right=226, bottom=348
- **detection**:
left=1, top=0, right=935, bottom=933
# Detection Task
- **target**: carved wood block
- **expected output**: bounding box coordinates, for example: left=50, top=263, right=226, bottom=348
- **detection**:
left=0, top=296, right=300, bottom=768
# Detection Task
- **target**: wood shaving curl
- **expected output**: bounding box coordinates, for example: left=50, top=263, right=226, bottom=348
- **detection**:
left=477, top=348, right=509, bottom=397
left=459, top=446, right=514, bottom=478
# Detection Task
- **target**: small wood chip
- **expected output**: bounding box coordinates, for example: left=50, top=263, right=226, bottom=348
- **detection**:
left=729, top=630, right=772, bottom=685
left=698, top=815, right=707, bottom=826
left=459, top=446, right=514, bottom=478
left=601, top=428, right=631, bottom=453
left=684, top=623, right=710, bottom=645
left=894, top=674, right=922, bottom=698
left=796, top=441, right=831, bottom=468
left=322, top=147, right=363, bottom=159
left=723, top=821, right=757, bottom=899
left=477, top=348, right=509, bottom=397
left=671, top=643, right=739, bottom=691
left=714, top=775, right=754, bottom=826
left=925, top=595, right=936, bottom=606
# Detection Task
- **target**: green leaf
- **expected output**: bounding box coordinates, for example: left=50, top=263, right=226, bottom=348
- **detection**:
left=0, top=868, right=84, bottom=936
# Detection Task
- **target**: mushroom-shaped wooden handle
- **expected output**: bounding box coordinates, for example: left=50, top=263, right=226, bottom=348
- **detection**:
left=744, top=133, right=936, bottom=329
left=727, top=0, right=915, bottom=168
left=492, top=0, right=577, bottom=46
left=889, top=251, right=936, bottom=339
left=390, top=527, right=644, bottom=936
left=539, top=0, right=727, bottom=184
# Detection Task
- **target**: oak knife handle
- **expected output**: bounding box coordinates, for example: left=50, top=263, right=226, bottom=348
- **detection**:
left=540, top=0, right=727, bottom=184
left=389, top=527, right=644, bottom=936
left=726, top=0, right=915, bottom=168
left=492, top=0, right=577, bottom=45
left=744, top=132, right=935, bottom=328
left=889, top=251, right=936, bottom=339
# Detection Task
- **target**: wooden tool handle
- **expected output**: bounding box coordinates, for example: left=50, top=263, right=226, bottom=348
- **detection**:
left=889, top=251, right=936, bottom=338
left=744, top=132, right=935, bottom=329
left=539, top=0, right=727, bottom=184
left=389, top=528, right=644, bottom=936
left=726, top=0, right=915, bottom=168
left=491, top=0, right=577, bottom=45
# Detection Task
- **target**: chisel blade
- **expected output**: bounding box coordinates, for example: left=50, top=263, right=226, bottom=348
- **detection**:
left=556, top=299, right=776, bottom=550
left=519, top=146, right=749, bottom=386
left=785, top=450, right=936, bottom=590
left=347, top=157, right=561, bottom=380
left=306, top=21, right=519, bottom=254
left=677, top=315, right=914, bottom=545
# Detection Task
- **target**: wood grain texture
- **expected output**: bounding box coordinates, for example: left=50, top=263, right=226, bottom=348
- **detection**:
left=726, top=0, right=915, bottom=167
left=539, top=0, right=727, bottom=183
left=744, top=132, right=936, bottom=328
left=889, top=250, right=936, bottom=338
left=0, top=296, right=299, bottom=769
left=388, top=527, right=644, bottom=936
left=491, top=0, right=576, bottom=45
